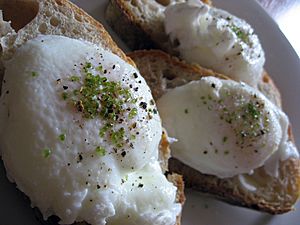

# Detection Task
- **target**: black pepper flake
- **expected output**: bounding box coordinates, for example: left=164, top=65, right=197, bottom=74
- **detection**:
left=138, top=183, right=144, bottom=188
left=78, top=154, right=83, bottom=162
left=211, top=83, right=216, bottom=88
left=5, top=90, right=9, bottom=94
left=153, top=109, right=158, bottom=114
left=97, top=184, right=100, bottom=189
left=133, top=73, right=138, bottom=78
left=121, top=151, right=126, bottom=157
left=134, top=87, right=139, bottom=92
left=203, top=150, right=208, bottom=154
left=139, top=102, right=147, bottom=110
left=63, top=85, right=68, bottom=90
left=112, top=65, right=116, bottom=69
left=129, top=84, right=133, bottom=88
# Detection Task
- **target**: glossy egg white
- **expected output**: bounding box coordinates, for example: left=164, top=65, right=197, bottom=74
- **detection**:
left=0, top=35, right=180, bottom=225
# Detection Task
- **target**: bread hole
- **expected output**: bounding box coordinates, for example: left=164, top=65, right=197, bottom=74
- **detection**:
left=38, top=23, right=47, bottom=34
left=55, top=0, right=63, bottom=6
left=50, top=17, right=60, bottom=27
left=60, top=27, right=66, bottom=34
left=85, top=26, right=92, bottom=33
left=74, top=13, right=82, bottom=22
left=131, top=0, right=138, bottom=7
left=155, top=0, right=170, bottom=6
left=45, top=10, right=52, bottom=17
left=73, top=29, right=80, bottom=35
left=162, top=69, right=176, bottom=80
left=0, top=0, right=39, bottom=31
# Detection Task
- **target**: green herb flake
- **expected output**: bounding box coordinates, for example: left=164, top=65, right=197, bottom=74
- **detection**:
left=184, top=109, right=188, bottom=114
left=69, top=76, right=80, bottom=82
left=95, top=146, right=106, bottom=156
left=230, top=24, right=249, bottom=44
left=59, top=133, right=66, bottom=141
left=96, top=65, right=103, bottom=72
left=247, top=102, right=260, bottom=119
left=111, top=127, right=125, bottom=147
left=62, top=92, right=68, bottom=100
left=42, top=148, right=51, bottom=158
left=128, top=108, right=137, bottom=119
left=31, top=71, right=39, bottom=77
left=130, top=134, right=136, bottom=140
left=124, top=175, right=128, bottom=181
left=99, top=123, right=112, bottom=137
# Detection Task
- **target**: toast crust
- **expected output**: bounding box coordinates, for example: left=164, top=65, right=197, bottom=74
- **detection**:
left=1, top=0, right=135, bottom=66
left=128, top=49, right=300, bottom=214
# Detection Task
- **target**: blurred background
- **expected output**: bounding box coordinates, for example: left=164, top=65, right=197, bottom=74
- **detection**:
left=257, top=0, right=300, bottom=57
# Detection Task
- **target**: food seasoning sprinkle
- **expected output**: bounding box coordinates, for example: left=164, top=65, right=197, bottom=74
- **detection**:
left=59, top=133, right=66, bottom=141
left=42, top=148, right=51, bottom=158
left=31, top=71, right=39, bottom=77
left=95, top=146, right=106, bottom=156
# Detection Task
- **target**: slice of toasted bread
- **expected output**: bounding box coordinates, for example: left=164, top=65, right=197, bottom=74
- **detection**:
left=0, top=0, right=184, bottom=224
left=105, top=0, right=282, bottom=108
left=128, top=49, right=300, bottom=214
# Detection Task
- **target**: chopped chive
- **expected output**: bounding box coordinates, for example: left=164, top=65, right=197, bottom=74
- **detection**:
left=95, top=146, right=106, bottom=156
left=42, top=148, right=51, bottom=158
left=69, top=76, right=80, bottom=82
left=128, top=108, right=137, bottom=119
left=62, top=92, right=68, bottom=100
left=31, top=71, right=39, bottom=77
left=59, top=133, right=66, bottom=141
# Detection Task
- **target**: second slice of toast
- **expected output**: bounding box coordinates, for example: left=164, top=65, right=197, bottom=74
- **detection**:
left=128, top=49, right=300, bottom=214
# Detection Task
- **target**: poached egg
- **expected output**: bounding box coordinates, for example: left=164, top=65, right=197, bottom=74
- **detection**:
left=164, top=0, right=265, bottom=87
left=157, top=76, right=298, bottom=178
left=0, top=35, right=180, bottom=225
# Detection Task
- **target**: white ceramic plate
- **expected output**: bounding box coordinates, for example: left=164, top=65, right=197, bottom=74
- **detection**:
left=0, top=0, right=299, bottom=224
